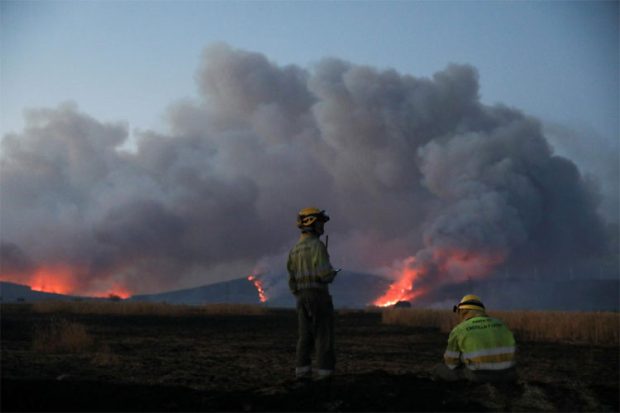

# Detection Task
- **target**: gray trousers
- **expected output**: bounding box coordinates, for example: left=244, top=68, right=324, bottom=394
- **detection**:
left=295, top=289, right=335, bottom=378
left=432, top=363, right=517, bottom=383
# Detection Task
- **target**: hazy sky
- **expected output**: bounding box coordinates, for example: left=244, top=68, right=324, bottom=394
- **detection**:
left=2, top=0, right=618, bottom=143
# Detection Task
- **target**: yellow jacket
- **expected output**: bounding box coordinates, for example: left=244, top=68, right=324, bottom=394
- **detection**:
left=444, top=315, right=516, bottom=371
left=287, top=233, right=335, bottom=294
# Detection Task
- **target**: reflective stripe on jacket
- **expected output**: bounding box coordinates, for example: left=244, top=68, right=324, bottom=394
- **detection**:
left=287, top=234, right=335, bottom=293
left=443, top=316, right=516, bottom=371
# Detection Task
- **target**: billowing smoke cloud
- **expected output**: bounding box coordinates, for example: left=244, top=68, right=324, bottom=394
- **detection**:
left=543, top=122, right=619, bottom=224
left=1, top=43, right=617, bottom=297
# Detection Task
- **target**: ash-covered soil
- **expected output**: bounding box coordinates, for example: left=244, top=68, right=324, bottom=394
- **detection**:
left=1, top=306, right=618, bottom=412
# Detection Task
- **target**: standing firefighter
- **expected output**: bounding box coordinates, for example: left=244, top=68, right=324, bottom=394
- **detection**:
left=433, top=294, right=517, bottom=382
left=287, top=207, right=338, bottom=381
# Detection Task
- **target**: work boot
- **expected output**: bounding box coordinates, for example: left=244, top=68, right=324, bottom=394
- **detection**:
left=295, top=366, right=312, bottom=379
left=292, top=365, right=312, bottom=390
left=291, top=376, right=312, bottom=391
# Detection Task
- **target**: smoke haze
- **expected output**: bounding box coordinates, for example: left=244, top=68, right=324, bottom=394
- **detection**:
left=1, top=44, right=617, bottom=296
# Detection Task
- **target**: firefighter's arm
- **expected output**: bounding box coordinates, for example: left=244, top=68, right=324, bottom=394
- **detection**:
left=314, top=241, right=338, bottom=284
left=443, top=329, right=462, bottom=369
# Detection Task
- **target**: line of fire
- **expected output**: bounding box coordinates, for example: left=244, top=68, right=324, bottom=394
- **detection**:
left=0, top=244, right=615, bottom=310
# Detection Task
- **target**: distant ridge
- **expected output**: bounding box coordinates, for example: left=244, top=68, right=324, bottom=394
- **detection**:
left=129, top=277, right=259, bottom=305
left=2, top=274, right=617, bottom=311
left=0, top=281, right=104, bottom=303
left=129, top=271, right=393, bottom=308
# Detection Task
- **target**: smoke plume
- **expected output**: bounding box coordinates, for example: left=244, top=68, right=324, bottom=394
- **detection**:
left=1, top=43, right=617, bottom=296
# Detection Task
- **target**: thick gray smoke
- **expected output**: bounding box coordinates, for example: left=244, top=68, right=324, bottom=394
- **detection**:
left=1, top=44, right=617, bottom=295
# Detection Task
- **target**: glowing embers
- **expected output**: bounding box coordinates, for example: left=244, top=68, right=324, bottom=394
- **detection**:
left=373, top=257, right=425, bottom=307
left=247, top=274, right=268, bottom=303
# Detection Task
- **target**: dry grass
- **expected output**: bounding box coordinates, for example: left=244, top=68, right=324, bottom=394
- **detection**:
left=32, top=318, right=94, bottom=353
left=382, top=308, right=619, bottom=345
left=31, top=300, right=269, bottom=316
left=382, top=308, right=456, bottom=332
left=494, top=310, right=620, bottom=345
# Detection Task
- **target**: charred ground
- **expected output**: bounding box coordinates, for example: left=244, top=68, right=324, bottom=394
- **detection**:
left=1, top=305, right=618, bottom=412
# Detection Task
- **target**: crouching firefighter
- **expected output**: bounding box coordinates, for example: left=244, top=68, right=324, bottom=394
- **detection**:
left=432, top=294, right=517, bottom=383
left=287, top=207, right=339, bottom=382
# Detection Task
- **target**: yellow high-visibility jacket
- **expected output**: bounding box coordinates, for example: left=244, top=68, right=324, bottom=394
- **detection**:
left=287, top=234, right=335, bottom=294
left=443, top=315, right=516, bottom=371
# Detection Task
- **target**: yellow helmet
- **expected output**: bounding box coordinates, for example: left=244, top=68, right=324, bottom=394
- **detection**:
left=296, top=207, right=330, bottom=229
left=453, top=294, right=485, bottom=313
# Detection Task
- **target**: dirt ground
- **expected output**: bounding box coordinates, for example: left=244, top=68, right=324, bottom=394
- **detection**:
left=1, top=305, right=618, bottom=412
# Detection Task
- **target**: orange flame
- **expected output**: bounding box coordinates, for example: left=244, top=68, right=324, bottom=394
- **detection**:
left=29, top=265, right=79, bottom=295
left=247, top=274, right=268, bottom=303
left=373, top=249, right=507, bottom=307
left=1, top=264, right=132, bottom=299
left=374, top=257, right=426, bottom=307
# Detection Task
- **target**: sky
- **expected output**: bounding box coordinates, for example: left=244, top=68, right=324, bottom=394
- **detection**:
left=0, top=0, right=618, bottom=298
left=2, top=1, right=618, bottom=142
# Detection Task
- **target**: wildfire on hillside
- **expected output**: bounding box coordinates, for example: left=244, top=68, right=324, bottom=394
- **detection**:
left=373, top=256, right=426, bottom=307
left=0, top=265, right=132, bottom=299
left=28, top=265, right=77, bottom=295
left=247, top=274, right=268, bottom=303
left=373, top=249, right=506, bottom=307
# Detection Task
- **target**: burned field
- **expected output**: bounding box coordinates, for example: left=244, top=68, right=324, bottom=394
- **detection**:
left=2, top=304, right=618, bottom=412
